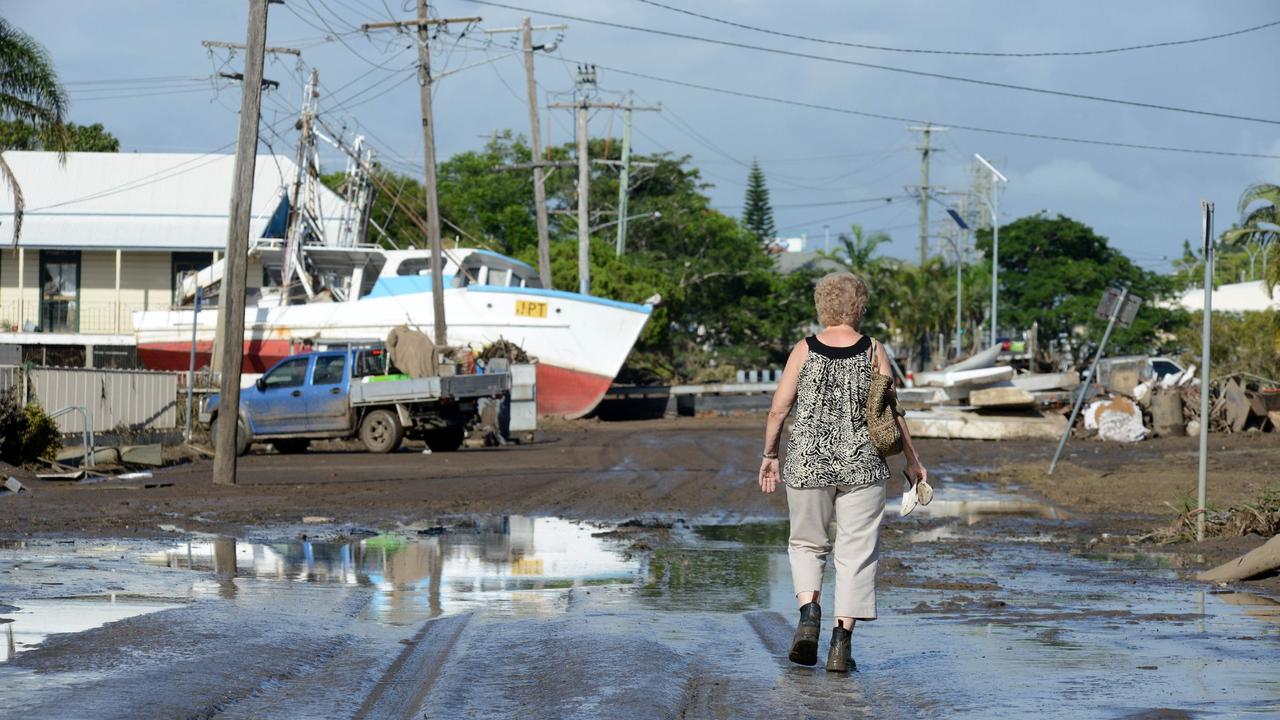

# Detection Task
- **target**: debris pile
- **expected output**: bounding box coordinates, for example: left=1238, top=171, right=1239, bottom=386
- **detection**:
left=900, top=347, right=1076, bottom=441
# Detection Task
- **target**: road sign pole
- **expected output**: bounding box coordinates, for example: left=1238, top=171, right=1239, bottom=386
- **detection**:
left=185, top=289, right=201, bottom=443
left=1197, top=201, right=1214, bottom=541
left=1048, top=286, right=1129, bottom=475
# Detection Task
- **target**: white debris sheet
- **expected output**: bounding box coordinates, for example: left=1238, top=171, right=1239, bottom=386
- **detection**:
left=1085, top=395, right=1148, bottom=442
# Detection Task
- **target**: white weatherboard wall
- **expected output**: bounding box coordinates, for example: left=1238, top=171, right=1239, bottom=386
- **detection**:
left=1, top=366, right=178, bottom=433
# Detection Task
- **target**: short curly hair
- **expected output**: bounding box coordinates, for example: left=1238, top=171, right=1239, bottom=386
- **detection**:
left=814, top=271, right=868, bottom=328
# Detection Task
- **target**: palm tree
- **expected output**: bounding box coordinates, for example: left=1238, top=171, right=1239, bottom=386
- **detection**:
left=1224, top=183, right=1280, bottom=294
left=0, top=18, right=68, bottom=246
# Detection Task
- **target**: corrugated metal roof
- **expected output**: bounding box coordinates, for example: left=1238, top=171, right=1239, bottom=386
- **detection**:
left=0, top=151, right=351, bottom=251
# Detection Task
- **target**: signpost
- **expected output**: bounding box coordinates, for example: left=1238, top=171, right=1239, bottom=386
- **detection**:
left=1048, top=285, right=1143, bottom=475
left=185, top=287, right=201, bottom=444
left=1197, top=202, right=1214, bottom=541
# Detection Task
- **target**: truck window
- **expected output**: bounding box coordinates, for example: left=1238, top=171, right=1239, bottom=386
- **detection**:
left=354, top=349, right=387, bottom=377
left=263, top=357, right=309, bottom=389
left=1151, top=360, right=1180, bottom=378
left=313, top=355, right=346, bottom=385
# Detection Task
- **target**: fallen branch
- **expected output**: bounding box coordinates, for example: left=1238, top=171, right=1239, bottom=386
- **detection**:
left=1196, top=534, right=1280, bottom=584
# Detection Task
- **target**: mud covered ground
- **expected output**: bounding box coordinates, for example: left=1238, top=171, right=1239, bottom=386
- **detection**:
left=1, top=417, right=1278, bottom=718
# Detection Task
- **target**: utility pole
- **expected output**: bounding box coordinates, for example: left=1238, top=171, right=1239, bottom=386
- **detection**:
left=484, top=19, right=566, bottom=288
left=362, top=6, right=480, bottom=347
left=575, top=98, right=590, bottom=294
left=550, top=69, right=657, bottom=292
left=908, top=124, right=945, bottom=265
left=211, top=0, right=270, bottom=487
left=615, top=94, right=634, bottom=256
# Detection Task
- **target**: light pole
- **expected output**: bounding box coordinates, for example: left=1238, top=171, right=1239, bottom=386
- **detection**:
left=943, top=206, right=969, bottom=359
left=590, top=210, right=661, bottom=235
left=975, top=153, right=1008, bottom=348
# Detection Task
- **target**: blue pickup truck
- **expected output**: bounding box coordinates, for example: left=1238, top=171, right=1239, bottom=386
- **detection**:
left=201, top=347, right=510, bottom=455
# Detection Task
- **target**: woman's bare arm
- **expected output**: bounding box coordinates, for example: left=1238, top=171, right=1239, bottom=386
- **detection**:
left=876, top=340, right=928, bottom=482
left=759, top=340, right=808, bottom=493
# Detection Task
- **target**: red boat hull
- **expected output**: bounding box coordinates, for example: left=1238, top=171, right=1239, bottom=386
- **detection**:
left=138, top=341, right=612, bottom=418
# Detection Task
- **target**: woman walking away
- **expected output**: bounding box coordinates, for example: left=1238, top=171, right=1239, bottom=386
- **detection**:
left=758, top=271, right=927, bottom=672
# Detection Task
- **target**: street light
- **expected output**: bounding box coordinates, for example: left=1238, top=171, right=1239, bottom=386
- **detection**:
left=974, top=154, right=1008, bottom=348
left=590, top=210, right=661, bottom=234
left=939, top=203, right=969, bottom=359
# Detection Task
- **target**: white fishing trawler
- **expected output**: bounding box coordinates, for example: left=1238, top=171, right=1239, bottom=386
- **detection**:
left=133, top=243, right=653, bottom=418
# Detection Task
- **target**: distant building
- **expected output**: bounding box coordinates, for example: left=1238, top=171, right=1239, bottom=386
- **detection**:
left=0, top=151, right=349, bottom=366
left=1176, top=280, right=1280, bottom=313
left=773, top=250, right=844, bottom=275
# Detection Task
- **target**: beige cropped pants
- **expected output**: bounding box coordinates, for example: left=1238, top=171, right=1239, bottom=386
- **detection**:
left=786, top=481, right=886, bottom=620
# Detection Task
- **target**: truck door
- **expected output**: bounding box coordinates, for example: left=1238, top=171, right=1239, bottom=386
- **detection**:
left=305, top=352, right=351, bottom=432
left=244, top=355, right=312, bottom=434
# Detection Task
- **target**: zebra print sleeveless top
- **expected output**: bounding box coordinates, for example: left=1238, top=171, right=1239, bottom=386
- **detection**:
left=781, top=335, right=891, bottom=489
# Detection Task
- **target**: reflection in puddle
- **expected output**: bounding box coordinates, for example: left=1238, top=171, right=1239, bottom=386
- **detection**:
left=916, top=498, right=1069, bottom=522
left=2, top=596, right=181, bottom=661
left=140, top=516, right=638, bottom=625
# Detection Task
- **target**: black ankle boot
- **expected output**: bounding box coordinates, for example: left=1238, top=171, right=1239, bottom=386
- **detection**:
left=825, top=626, right=855, bottom=673
left=788, top=602, right=821, bottom=666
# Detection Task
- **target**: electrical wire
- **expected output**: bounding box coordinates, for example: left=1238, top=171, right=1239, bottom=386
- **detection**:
left=564, top=60, right=1280, bottom=160
left=459, top=0, right=1280, bottom=127
left=632, top=0, right=1280, bottom=59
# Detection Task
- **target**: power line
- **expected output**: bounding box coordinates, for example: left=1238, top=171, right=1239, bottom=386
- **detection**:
left=632, top=0, right=1280, bottom=59
left=459, top=0, right=1280, bottom=127
left=563, top=59, right=1280, bottom=160
left=715, top=195, right=905, bottom=210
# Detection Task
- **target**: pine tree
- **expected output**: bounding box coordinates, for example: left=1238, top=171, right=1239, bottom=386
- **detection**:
left=742, top=160, right=776, bottom=244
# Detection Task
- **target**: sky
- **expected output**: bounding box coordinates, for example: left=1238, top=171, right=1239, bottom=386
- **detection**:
left=8, top=0, right=1280, bottom=273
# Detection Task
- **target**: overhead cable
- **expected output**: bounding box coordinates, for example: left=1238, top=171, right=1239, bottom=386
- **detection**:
left=459, top=0, right=1280, bottom=127
left=633, top=0, right=1280, bottom=58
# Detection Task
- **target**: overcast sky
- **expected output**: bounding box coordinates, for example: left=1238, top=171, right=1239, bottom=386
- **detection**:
left=9, top=0, right=1280, bottom=271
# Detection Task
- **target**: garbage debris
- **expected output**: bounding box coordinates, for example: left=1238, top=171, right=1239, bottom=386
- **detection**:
left=1085, top=396, right=1148, bottom=443
left=2, top=476, right=28, bottom=495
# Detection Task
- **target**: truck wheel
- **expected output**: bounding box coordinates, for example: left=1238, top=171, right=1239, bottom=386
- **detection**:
left=272, top=439, right=310, bottom=454
left=360, top=409, right=404, bottom=453
left=210, top=415, right=251, bottom=456
left=423, top=425, right=465, bottom=452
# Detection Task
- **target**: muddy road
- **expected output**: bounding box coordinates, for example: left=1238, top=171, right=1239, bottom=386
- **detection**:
left=1, top=417, right=1278, bottom=718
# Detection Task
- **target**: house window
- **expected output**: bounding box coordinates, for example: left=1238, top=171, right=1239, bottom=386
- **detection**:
left=171, top=252, right=214, bottom=305
left=39, top=250, right=80, bottom=333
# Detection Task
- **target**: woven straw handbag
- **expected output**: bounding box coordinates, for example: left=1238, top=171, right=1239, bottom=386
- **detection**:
left=866, top=339, right=904, bottom=457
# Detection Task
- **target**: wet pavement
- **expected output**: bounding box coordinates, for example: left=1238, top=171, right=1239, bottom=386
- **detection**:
left=1, top=471, right=1278, bottom=719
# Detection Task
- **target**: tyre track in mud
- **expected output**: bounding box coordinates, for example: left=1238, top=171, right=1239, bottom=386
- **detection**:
left=356, top=614, right=470, bottom=720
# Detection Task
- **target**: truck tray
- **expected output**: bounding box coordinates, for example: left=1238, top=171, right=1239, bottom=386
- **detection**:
left=349, top=372, right=510, bottom=406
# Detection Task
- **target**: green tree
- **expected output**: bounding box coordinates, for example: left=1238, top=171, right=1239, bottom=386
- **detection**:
left=0, top=18, right=68, bottom=246
left=1224, top=183, right=1280, bottom=294
left=741, top=159, right=775, bottom=243
left=974, top=213, right=1186, bottom=355
left=0, top=119, right=118, bottom=152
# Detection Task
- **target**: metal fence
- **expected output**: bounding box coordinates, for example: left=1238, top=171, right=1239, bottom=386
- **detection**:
left=0, top=365, right=178, bottom=433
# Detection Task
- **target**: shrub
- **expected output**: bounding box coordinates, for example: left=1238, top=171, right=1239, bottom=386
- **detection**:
left=0, top=391, right=62, bottom=466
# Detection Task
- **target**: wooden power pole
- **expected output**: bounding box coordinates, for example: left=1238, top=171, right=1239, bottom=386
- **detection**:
left=908, top=123, right=946, bottom=265
left=211, top=0, right=270, bottom=486
left=483, top=18, right=566, bottom=289
left=550, top=68, right=657, bottom=295
left=362, top=4, right=480, bottom=347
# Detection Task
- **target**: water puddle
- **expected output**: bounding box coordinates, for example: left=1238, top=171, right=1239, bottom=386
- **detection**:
left=138, top=516, right=639, bottom=625
left=2, top=596, right=181, bottom=661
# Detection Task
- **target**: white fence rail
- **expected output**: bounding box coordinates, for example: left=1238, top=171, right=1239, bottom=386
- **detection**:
left=0, top=365, right=178, bottom=434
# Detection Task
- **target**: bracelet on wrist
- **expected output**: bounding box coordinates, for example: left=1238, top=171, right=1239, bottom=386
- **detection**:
left=762, top=451, right=778, bottom=459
